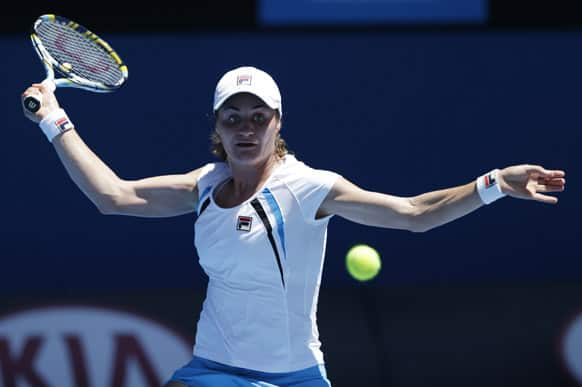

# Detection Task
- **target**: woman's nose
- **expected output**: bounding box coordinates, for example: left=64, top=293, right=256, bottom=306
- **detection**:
left=238, top=119, right=255, bottom=134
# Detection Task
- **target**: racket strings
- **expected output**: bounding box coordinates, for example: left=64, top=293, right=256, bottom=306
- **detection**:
left=36, top=20, right=125, bottom=87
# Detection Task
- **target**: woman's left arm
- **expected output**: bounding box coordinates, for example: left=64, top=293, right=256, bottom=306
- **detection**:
left=318, top=165, right=565, bottom=233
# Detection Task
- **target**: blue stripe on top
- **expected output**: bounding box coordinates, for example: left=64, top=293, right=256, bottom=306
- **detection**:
left=197, top=186, right=212, bottom=215
left=261, top=188, right=286, bottom=259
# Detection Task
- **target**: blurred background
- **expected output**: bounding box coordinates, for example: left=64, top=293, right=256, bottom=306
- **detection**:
left=1, top=1, right=581, bottom=386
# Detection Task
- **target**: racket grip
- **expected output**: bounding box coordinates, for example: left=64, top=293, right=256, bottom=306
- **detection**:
left=23, top=96, right=41, bottom=113
left=24, top=79, right=56, bottom=112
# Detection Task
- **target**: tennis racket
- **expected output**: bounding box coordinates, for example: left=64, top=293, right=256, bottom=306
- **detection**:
left=23, top=14, right=128, bottom=113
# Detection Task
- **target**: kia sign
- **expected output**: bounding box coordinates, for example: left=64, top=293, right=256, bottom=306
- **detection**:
left=0, top=305, right=192, bottom=387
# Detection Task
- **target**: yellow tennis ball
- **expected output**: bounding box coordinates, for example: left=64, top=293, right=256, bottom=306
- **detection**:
left=61, top=62, right=72, bottom=71
left=346, top=244, right=381, bottom=281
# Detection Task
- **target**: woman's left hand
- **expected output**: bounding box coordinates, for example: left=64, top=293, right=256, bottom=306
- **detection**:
left=498, top=165, right=566, bottom=204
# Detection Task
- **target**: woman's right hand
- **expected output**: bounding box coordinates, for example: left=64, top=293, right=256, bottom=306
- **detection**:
left=21, top=82, right=61, bottom=124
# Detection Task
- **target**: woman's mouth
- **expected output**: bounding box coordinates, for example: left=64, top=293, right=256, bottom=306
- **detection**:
left=235, top=142, right=257, bottom=148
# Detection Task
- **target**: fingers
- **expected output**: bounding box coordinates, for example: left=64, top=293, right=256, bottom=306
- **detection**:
left=39, top=79, right=57, bottom=93
left=524, top=183, right=562, bottom=204
left=22, top=84, right=42, bottom=98
left=539, top=176, right=566, bottom=182
left=21, top=82, right=61, bottom=121
left=535, top=184, right=565, bottom=193
left=526, top=165, right=566, bottom=178
left=537, top=176, right=565, bottom=187
left=529, top=175, right=565, bottom=202
left=536, top=177, right=566, bottom=197
left=545, top=170, right=566, bottom=178
left=532, top=193, right=559, bottom=204
left=22, top=82, right=55, bottom=99
left=498, top=164, right=564, bottom=205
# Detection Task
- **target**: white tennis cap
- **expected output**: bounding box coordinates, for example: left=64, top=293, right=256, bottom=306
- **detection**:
left=213, top=66, right=282, bottom=116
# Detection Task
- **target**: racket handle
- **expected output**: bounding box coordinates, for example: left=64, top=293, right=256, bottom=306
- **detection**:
left=24, top=79, right=56, bottom=112
left=24, top=96, right=41, bottom=113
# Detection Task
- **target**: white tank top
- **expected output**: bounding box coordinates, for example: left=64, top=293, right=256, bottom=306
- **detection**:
left=192, top=154, right=341, bottom=372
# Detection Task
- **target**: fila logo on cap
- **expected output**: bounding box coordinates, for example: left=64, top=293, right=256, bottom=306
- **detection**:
left=237, top=74, right=252, bottom=86
left=237, top=216, right=253, bottom=232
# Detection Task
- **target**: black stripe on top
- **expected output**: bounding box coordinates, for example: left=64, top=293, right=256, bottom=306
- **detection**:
left=250, top=198, right=285, bottom=288
left=198, top=197, right=211, bottom=217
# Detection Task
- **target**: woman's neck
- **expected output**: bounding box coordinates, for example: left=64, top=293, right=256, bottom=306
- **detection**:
left=227, top=154, right=282, bottom=196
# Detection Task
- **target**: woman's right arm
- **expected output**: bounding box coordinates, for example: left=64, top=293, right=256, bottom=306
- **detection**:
left=22, top=83, right=203, bottom=218
left=54, top=130, right=203, bottom=217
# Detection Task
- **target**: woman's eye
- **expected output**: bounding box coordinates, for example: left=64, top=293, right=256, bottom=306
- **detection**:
left=253, top=114, right=266, bottom=124
left=226, top=115, right=240, bottom=125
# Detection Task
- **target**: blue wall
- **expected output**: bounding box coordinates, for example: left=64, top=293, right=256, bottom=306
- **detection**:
left=2, top=31, right=580, bottom=291
left=259, top=0, right=487, bottom=24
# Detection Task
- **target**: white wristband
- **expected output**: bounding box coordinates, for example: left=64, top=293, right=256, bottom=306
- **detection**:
left=476, top=169, right=506, bottom=204
left=39, top=108, right=74, bottom=142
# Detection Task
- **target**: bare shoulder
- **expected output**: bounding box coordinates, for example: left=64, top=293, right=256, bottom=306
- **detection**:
left=325, top=176, right=367, bottom=200
left=184, top=165, right=208, bottom=188
left=317, top=176, right=368, bottom=217
left=127, top=165, right=206, bottom=191
left=317, top=176, right=413, bottom=229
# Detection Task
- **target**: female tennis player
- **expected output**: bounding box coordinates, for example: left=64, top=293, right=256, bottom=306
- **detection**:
left=21, top=66, right=565, bottom=387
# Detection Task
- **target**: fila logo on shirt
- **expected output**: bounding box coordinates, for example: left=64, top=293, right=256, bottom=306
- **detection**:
left=484, top=172, right=497, bottom=189
left=237, top=216, right=253, bottom=232
left=237, top=74, right=252, bottom=86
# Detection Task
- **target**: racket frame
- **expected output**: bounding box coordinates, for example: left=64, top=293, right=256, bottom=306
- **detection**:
left=30, top=14, right=128, bottom=93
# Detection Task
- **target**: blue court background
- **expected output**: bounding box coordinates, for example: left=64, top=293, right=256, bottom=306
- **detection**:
left=0, top=31, right=579, bottom=291
left=1, top=28, right=581, bottom=387
left=259, top=0, right=487, bottom=24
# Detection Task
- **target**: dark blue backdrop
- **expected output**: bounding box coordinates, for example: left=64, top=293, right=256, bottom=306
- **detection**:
left=1, top=31, right=579, bottom=291
left=259, top=0, right=487, bottom=24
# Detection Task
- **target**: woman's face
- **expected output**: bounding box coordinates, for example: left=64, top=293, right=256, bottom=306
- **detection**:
left=215, top=92, right=280, bottom=166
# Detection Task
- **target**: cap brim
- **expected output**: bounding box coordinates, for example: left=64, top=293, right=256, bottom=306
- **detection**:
left=213, top=87, right=280, bottom=113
